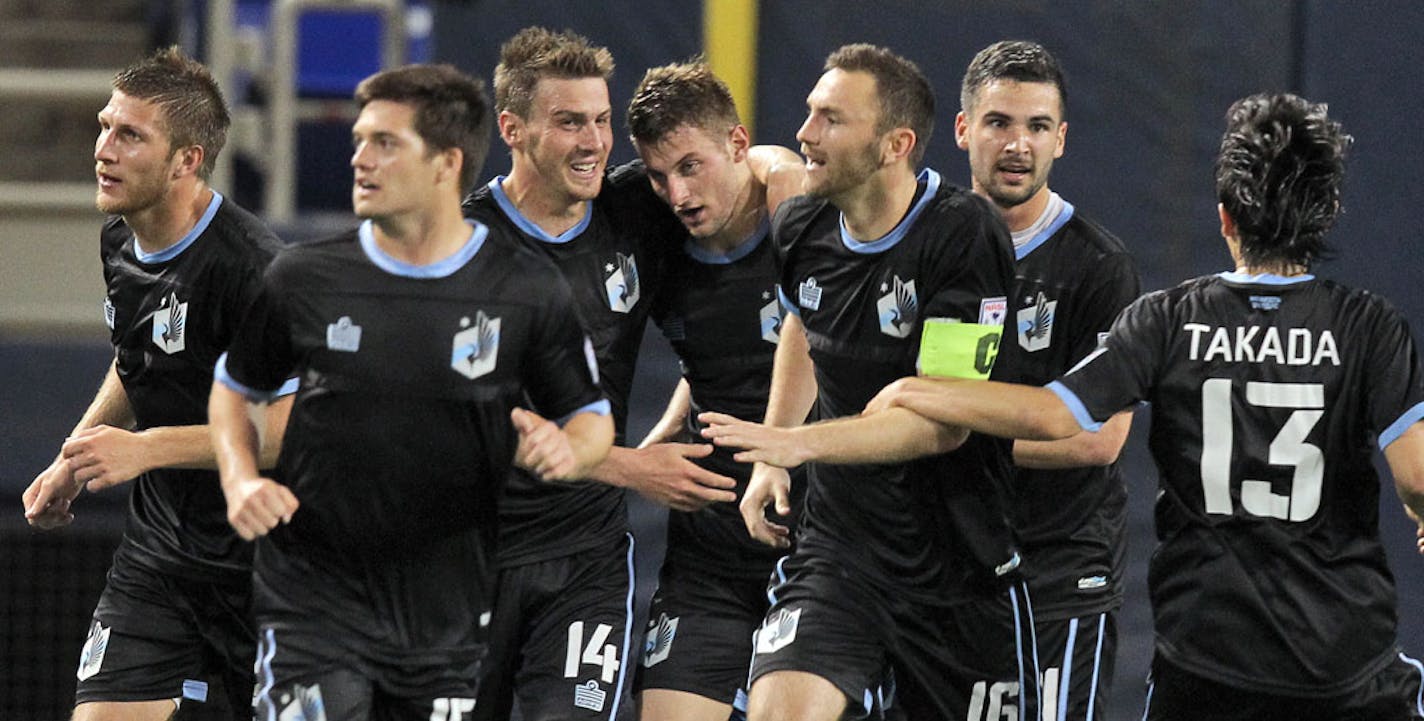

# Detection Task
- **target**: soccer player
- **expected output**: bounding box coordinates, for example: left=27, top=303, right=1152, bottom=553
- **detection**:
left=209, top=63, right=613, bottom=720
left=708, top=44, right=1037, bottom=721
left=956, top=41, right=1140, bottom=720
left=624, top=60, right=806, bottom=721
left=20, top=46, right=291, bottom=721
left=462, top=28, right=736, bottom=721
left=716, top=93, right=1424, bottom=721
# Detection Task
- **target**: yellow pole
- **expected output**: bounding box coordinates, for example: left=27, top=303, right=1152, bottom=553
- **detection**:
left=703, top=0, right=758, bottom=137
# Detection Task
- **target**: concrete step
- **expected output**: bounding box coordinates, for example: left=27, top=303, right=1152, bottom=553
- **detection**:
left=0, top=88, right=102, bottom=183
left=0, top=20, right=148, bottom=69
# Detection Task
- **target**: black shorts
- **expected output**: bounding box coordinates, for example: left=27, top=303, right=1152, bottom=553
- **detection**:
left=633, top=556, right=774, bottom=705
left=474, top=533, right=637, bottom=721
left=74, top=545, right=255, bottom=718
left=748, top=553, right=1039, bottom=721
left=1144, top=651, right=1424, bottom=721
left=1035, top=611, right=1116, bottom=721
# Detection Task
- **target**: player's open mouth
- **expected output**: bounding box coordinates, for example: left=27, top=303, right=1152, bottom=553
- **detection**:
left=571, top=161, right=598, bottom=177
left=677, top=206, right=705, bottom=224
left=96, top=170, right=120, bottom=188
left=996, top=162, right=1031, bottom=182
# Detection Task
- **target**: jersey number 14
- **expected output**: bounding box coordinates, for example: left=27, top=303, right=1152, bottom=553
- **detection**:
left=565, top=621, right=620, bottom=684
left=1200, top=379, right=1324, bottom=522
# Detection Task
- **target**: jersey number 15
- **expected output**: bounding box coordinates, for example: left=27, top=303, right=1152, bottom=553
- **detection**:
left=1201, top=379, right=1324, bottom=522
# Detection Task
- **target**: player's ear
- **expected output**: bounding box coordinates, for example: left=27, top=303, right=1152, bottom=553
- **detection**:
left=728, top=124, right=751, bottom=162
left=954, top=111, right=970, bottom=150
left=883, top=127, right=916, bottom=165
left=1218, top=203, right=1237, bottom=240
left=498, top=110, right=523, bottom=148
left=172, top=144, right=204, bottom=180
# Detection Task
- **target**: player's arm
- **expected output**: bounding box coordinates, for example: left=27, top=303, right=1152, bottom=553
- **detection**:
left=747, top=145, right=806, bottom=213
left=1013, top=409, right=1133, bottom=469
left=512, top=406, right=614, bottom=482
left=703, top=405, right=967, bottom=468
left=23, top=360, right=134, bottom=528
left=636, top=377, right=691, bottom=448
left=867, top=376, right=1084, bottom=440
left=210, top=380, right=299, bottom=541
left=609, top=376, right=742, bottom=510
left=1383, top=420, right=1424, bottom=554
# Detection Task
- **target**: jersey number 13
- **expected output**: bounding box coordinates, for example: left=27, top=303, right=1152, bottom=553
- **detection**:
left=1200, top=379, right=1324, bottom=522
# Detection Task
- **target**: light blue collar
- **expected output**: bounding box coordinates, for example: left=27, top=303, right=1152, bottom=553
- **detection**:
left=358, top=219, right=489, bottom=278
left=488, top=176, right=591, bottom=243
left=133, top=190, right=223, bottom=263
left=1217, top=271, right=1315, bottom=285
left=1014, top=196, right=1075, bottom=261
left=839, top=168, right=941, bottom=254
left=684, top=216, right=770, bottom=265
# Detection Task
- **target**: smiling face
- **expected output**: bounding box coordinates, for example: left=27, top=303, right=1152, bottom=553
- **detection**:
left=94, top=90, right=179, bottom=216
left=636, top=122, right=750, bottom=240
left=795, top=68, right=886, bottom=201
left=350, top=99, right=447, bottom=220
left=505, top=76, right=613, bottom=205
left=956, top=79, right=1066, bottom=214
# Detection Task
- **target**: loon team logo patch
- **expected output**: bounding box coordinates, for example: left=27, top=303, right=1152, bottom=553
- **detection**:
left=642, top=613, right=679, bottom=668
left=755, top=607, right=801, bottom=655
left=876, top=275, right=918, bottom=338
left=760, top=289, right=783, bottom=344
left=604, top=252, right=641, bottom=313
left=151, top=290, right=187, bottom=354
left=275, top=682, right=327, bottom=721
left=76, top=620, right=110, bottom=681
left=1017, top=291, right=1057, bottom=352
left=451, top=312, right=500, bottom=380
left=325, top=316, right=362, bottom=352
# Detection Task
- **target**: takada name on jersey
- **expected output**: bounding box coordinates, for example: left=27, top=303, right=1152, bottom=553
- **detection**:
left=1183, top=323, right=1340, bottom=366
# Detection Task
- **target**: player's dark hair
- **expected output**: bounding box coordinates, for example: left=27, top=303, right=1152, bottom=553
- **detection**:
left=824, top=44, right=934, bottom=166
left=960, top=40, right=1067, bottom=118
left=112, top=46, right=230, bottom=180
left=1215, top=93, right=1349, bottom=269
left=355, top=63, right=493, bottom=193
left=627, top=59, right=740, bottom=147
left=494, top=27, right=614, bottom=119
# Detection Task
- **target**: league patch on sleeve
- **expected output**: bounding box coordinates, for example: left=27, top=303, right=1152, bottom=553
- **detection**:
left=978, top=296, right=1008, bottom=326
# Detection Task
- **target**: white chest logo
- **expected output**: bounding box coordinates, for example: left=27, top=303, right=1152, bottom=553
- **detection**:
left=151, top=290, right=188, bottom=354
left=876, top=275, right=918, bottom=338
left=759, top=289, right=783, bottom=345
left=451, top=311, right=500, bottom=380
left=604, top=253, right=641, bottom=313
left=1017, top=291, right=1057, bottom=352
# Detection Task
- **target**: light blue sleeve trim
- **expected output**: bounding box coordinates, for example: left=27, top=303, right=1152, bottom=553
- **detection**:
left=1379, top=401, right=1424, bottom=450
left=777, top=285, right=801, bottom=317
left=214, top=352, right=281, bottom=403
left=555, top=399, right=612, bottom=427
left=1046, top=380, right=1103, bottom=432
left=273, top=376, right=300, bottom=398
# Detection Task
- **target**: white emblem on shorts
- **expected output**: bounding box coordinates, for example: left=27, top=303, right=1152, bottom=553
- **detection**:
left=1078, top=575, right=1108, bottom=590
left=151, top=290, right=188, bottom=355
left=430, top=697, right=476, bottom=721
left=572, top=680, right=606, bottom=712
left=326, top=316, right=362, bottom=352
left=642, top=613, right=679, bottom=668
left=76, top=620, right=110, bottom=681
left=755, top=607, right=801, bottom=655
left=451, top=312, right=500, bottom=380
left=276, top=682, right=327, bottom=721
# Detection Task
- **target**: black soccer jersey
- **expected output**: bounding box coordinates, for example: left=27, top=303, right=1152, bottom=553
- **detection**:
left=219, top=220, right=606, bottom=648
left=100, top=191, right=283, bottom=583
left=1009, top=200, right=1140, bottom=619
left=1054, top=271, right=1424, bottom=695
left=462, top=162, right=676, bottom=566
left=650, top=219, right=804, bottom=580
left=774, top=169, right=1021, bottom=604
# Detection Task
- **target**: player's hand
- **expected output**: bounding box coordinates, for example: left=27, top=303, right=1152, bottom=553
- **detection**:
left=739, top=463, right=792, bottom=548
left=616, top=444, right=737, bottom=511
left=512, top=408, right=582, bottom=482
left=60, top=425, right=149, bottom=491
left=223, top=476, right=298, bottom=541
left=699, top=412, right=811, bottom=469
left=22, top=456, right=84, bottom=529
left=1406, top=504, right=1424, bottom=556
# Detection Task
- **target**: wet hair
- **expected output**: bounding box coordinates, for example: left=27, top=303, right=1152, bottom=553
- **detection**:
left=355, top=64, right=493, bottom=193
left=960, top=40, right=1067, bottom=118
left=494, top=27, right=614, bottom=118
left=824, top=44, right=934, bottom=165
left=1215, top=93, right=1350, bottom=269
left=627, top=59, right=740, bottom=146
left=112, top=46, right=230, bottom=179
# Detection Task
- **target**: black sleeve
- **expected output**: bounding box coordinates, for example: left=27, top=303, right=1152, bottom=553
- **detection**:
left=1365, top=299, right=1424, bottom=442
left=522, top=267, right=607, bottom=420
left=1057, top=291, right=1168, bottom=423
left=220, top=257, right=298, bottom=398
left=1067, top=251, right=1141, bottom=365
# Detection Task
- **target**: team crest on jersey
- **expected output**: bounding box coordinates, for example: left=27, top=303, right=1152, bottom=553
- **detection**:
left=798, top=277, right=822, bottom=311
left=573, top=680, right=607, bottom=712
left=273, top=682, right=326, bottom=721
left=151, top=290, right=187, bottom=354
left=760, top=289, right=783, bottom=344
left=979, top=296, right=1008, bottom=326
left=604, top=253, right=641, bottom=313
left=76, top=620, right=110, bottom=681
left=325, top=316, right=362, bottom=352
left=451, top=312, right=500, bottom=380
left=755, top=607, right=801, bottom=655
left=1017, top=291, right=1057, bottom=352
left=103, top=298, right=116, bottom=330
left=876, top=275, right=918, bottom=338
left=642, top=613, right=679, bottom=667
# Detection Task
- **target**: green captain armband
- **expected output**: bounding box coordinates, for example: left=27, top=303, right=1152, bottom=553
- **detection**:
left=916, top=317, right=1003, bottom=379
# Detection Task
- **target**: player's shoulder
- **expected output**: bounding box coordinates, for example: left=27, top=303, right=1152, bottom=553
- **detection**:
left=1058, top=207, right=1132, bottom=259
left=461, top=178, right=503, bottom=224
left=99, top=214, right=130, bottom=258
left=267, top=227, right=358, bottom=279
left=771, top=193, right=832, bottom=242
left=205, top=196, right=284, bottom=263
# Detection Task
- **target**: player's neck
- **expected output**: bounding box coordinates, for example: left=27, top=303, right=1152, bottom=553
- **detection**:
left=501, top=165, right=589, bottom=237
left=996, top=184, right=1053, bottom=233
left=835, top=165, right=919, bottom=242
left=1227, top=236, right=1309, bottom=277
left=370, top=201, right=472, bottom=266
left=696, top=170, right=764, bottom=254
left=126, top=182, right=212, bottom=256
